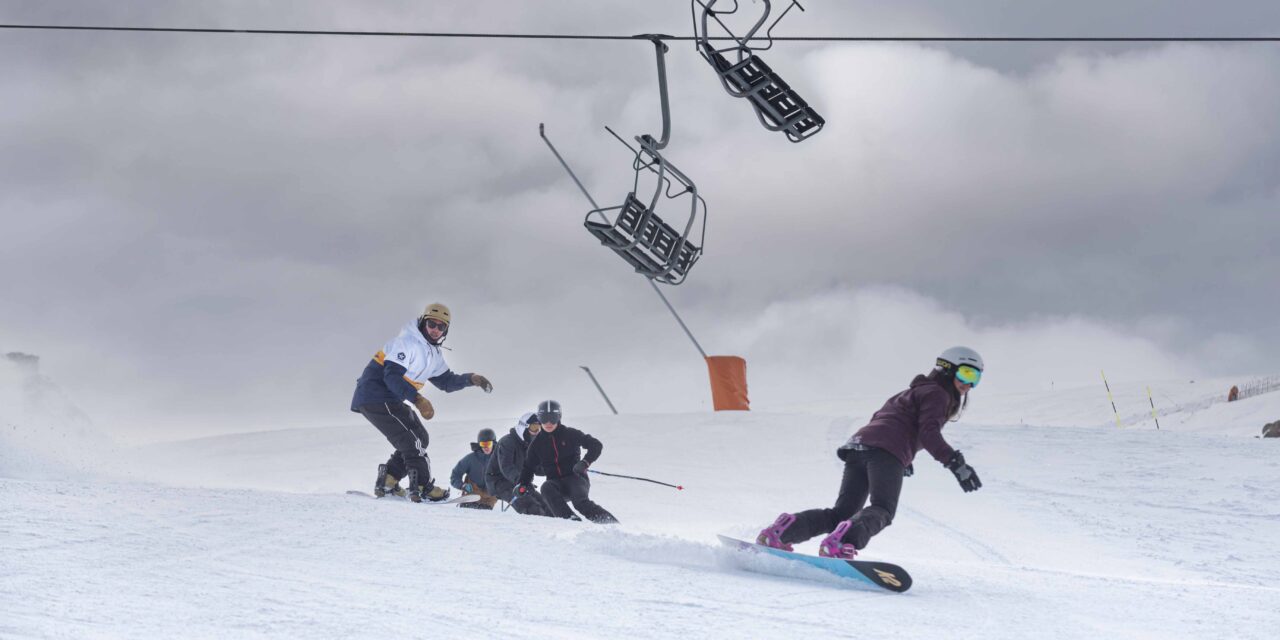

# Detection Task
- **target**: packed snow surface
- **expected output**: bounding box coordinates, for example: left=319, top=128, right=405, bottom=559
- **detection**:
left=3, top=380, right=1279, bottom=638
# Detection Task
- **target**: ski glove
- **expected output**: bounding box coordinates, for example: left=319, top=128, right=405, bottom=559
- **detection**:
left=946, top=451, right=982, bottom=493
left=513, top=483, right=534, bottom=503
left=462, top=482, right=474, bottom=494
left=471, top=374, right=493, bottom=393
left=573, top=460, right=590, bottom=475
left=903, top=464, right=914, bottom=477
left=412, top=395, right=435, bottom=420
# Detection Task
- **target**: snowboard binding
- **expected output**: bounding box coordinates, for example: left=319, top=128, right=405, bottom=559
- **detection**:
left=818, top=520, right=858, bottom=560
left=756, top=512, right=797, bottom=551
left=407, top=469, right=451, bottom=503
left=373, top=464, right=406, bottom=498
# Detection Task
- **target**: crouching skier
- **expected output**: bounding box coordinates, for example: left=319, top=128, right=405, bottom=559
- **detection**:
left=486, top=413, right=550, bottom=516
left=351, top=302, right=494, bottom=503
left=451, top=428, right=499, bottom=510
left=519, top=400, right=618, bottom=524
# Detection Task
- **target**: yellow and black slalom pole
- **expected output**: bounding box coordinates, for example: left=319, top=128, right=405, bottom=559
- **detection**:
left=1102, top=370, right=1123, bottom=428
left=1147, top=386, right=1161, bottom=430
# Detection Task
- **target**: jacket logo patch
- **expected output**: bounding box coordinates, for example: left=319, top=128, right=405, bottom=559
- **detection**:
left=396, top=352, right=406, bottom=361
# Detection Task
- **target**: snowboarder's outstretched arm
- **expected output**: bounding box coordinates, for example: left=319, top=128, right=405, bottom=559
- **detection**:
left=428, top=369, right=475, bottom=393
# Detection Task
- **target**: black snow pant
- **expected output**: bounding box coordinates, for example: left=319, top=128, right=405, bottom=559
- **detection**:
left=487, top=477, right=552, bottom=517
left=358, top=402, right=438, bottom=490
left=780, top=447, right=904, bottom=550
left=542, top=473, right=618, bottom=524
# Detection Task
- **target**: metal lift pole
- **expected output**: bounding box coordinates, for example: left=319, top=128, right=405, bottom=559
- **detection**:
left=580, top=366, right=620, bottom=415
left=649, top=279, right=707, bottom=359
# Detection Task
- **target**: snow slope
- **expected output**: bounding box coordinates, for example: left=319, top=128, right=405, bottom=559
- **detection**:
left=3, top=382, right=1279, bottom=639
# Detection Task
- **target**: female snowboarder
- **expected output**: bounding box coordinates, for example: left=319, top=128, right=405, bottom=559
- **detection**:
left=756, top=346, right=985, bottom=558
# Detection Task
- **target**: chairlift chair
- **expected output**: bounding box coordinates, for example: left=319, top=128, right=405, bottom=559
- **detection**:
left=540, top=37, right=707, bottom=286
left=582, top=129, right=707, bottom=285
left=693, top=0, right=825, bottom=142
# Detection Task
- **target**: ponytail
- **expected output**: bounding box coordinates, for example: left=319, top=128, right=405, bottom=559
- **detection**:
left=926, top=368, right=965, bottom=420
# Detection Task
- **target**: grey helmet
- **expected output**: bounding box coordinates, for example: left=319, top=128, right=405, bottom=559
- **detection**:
left=936, top=346, right=983, bottom=374
left=476, top=428, right=497, bottom=443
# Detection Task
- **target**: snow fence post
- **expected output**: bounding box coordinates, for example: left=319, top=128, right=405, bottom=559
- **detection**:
left=1102, top=370, right=1123, bottom=428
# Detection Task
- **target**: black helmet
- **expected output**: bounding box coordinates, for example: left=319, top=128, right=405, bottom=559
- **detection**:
left=536, top=400, right=562, bottom=425
left=476, top=428, right=496, bottom=443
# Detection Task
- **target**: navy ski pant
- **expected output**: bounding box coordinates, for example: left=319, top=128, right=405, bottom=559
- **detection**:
left=542, top=474, right=618, bottom=524
left=781, top=446, right=904, bottom=549
left=358, top=402, right=437, bottom=490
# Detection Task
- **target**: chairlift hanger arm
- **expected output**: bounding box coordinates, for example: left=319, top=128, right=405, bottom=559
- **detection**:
left=632, top=35, right=673, bottom=151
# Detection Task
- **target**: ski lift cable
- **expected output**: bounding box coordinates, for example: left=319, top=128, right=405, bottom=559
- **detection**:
left=2, top=23, right=1279, bottom=42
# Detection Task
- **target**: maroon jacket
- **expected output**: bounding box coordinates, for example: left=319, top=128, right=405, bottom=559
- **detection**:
left=841, top=374, right=958, bottom=467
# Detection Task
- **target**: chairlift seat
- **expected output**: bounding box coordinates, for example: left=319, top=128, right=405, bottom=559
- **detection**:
left=586, top=193, right=702, bottom=283
left=700, top=44, right=825, bottom=142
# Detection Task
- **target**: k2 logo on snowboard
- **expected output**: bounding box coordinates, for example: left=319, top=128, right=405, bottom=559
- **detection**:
left=874, top=568, right=902, bottom=588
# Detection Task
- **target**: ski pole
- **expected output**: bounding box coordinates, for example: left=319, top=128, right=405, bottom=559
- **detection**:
left=589, top=469, right=683, bottom=490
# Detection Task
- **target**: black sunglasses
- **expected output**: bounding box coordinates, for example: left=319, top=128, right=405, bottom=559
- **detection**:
left=425, top=319, right=448, bottom=331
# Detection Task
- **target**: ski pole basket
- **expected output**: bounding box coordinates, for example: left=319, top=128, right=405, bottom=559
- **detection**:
left=693, top=0, right=825, bottom=142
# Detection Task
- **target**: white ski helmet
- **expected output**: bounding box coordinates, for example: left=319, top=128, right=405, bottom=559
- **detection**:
left=936, top=346, right=984, bottom=373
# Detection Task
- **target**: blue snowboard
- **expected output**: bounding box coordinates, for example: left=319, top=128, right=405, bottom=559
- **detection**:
left=718, top=535, right=912, bottom=593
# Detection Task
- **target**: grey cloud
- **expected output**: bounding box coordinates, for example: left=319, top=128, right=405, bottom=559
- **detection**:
left=2, top=2, right=1279, bottom=439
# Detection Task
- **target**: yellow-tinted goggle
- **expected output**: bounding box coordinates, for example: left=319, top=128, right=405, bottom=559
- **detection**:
left=478, top=440, right=494, bottom=447
left=955, top=365, right=982, bottom=387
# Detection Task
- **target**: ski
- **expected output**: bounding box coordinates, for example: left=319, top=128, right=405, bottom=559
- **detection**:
left=346, top=490, right=481, bottom=506
left=717, top=535, right=912, bottom=593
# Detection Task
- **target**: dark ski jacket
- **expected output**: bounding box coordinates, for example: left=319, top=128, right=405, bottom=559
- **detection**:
left=449, top=445, right=493, bottom=491
left=519, top=424, right=602, bottom=484
left=487, top=427, right=539, bottom=486
left=841, top=374, right=958, bottom=468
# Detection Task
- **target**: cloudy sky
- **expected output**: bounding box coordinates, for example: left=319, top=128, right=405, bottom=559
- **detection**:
left=2, top=1, right=1278, bottom=441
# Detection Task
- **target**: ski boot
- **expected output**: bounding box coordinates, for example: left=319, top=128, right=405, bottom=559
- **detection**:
left=756, top=513, right=797, bottom=551
left=373, top=464, right=406, bottom=498
left=818, top=520, right=858, bottom=560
